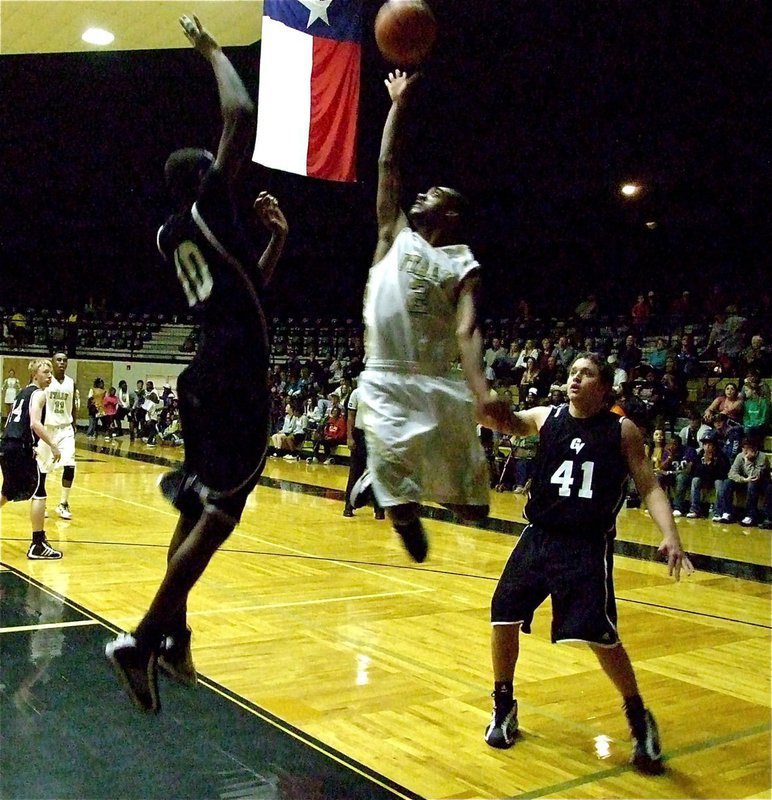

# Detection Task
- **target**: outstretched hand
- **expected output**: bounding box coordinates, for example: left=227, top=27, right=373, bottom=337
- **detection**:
left=254, top=192, right=288, bottom=236
left=384, top=69, right=420, bottom=103
left=179, top=14, right=219, bottom=57
left=657, top=534, right=694, bottom=581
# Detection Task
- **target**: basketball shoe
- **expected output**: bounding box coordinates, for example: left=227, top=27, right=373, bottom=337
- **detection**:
left=629, top=707, right=664, bottom=774
left=484, top=695, right=518, bottom=749
left=105, top=633, right=160, bottom=713
left=158, top=627, right=197, bottom=687
left=55, top=502, right=73, bottom=520
left=27, top=537, right=63, bottom=560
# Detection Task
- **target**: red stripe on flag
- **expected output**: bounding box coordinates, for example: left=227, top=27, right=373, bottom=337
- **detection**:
left=308, top=37, right=360, bottom=182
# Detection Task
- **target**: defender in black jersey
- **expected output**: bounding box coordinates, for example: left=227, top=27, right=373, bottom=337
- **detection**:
left=105, top=15, right=287, bottom=714
left=485, top=354, right=693, bottom=774
left=0, top=359, right=63, bottom=559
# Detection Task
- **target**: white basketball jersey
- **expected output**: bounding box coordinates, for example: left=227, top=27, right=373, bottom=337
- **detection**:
left=363, top=228, right=480, bottom=373
left=45, top=375, right=76, bottom=426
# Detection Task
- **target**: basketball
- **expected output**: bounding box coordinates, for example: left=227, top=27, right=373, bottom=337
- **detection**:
left=375, top=1, right=437, bottom=66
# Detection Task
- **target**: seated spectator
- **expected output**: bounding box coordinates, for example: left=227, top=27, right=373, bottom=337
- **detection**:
left=327, top=354, right=345, bottom=389
left=307, top=406, right=347, bottom=464
left=713, top=412, right=744, bottom=464
left=741, top=371, right=770, bottom=402
left=484, top=338, right=508, bottom=381
left=741, top=381, right=771, bottom=441
left=741, top=335, right=770, bottom=377
left=536, top=337, right=554, bottom=370
left=514, top=339, right=539, bottom=373
left=536, top=355, right=561, bottom=397
left=656, top=437, right=695, bottom=517
left=269, top=399, right=307, bottom=460
left=493, top=340, right=522, bottom=386
left=648, top=428, right=666, bottom=473
left=646, top=337, right=670, bottom=373
left=718, top=439, right=770, bottom=526
left=687, top=430, right=730, bottom=518
left=668, top=290, right=693, bottom=329
left=329, top=376, right=352, bottom=409
left=679, top=408, right=711, bottom=451
left=518, top=357, right=540, bottom=404
left=607, top=355, right=627, bottom=389
left=552, top=335, right=575, bottom=371
left=675, top=333, right=700, bottom=378
left=618, top=334, right=643, bottom=379
left=703, top=382, right=744, bottom=426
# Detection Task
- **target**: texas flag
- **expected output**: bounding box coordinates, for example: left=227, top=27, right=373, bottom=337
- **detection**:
left=253, top=0, right=363, bottom=182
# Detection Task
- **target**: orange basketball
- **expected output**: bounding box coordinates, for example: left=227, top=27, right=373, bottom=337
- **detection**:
left=375, top=1, right=437, bottom=66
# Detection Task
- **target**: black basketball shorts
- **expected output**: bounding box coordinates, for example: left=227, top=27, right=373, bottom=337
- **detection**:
left=491, top=524, right=620, bottom=646
left=0, top=442, right=39, bottom=502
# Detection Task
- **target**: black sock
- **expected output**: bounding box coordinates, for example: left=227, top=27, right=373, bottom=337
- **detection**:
left=493, top=681, right=514, bottom=710
left=133, top=619, right=164, bottom=653
left=623, top=694, right=646, bottom=736
left=32, top=530, right=45, bottom=544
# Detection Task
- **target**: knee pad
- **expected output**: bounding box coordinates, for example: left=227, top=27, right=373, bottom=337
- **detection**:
left=62, top=466, right=75, bottom=483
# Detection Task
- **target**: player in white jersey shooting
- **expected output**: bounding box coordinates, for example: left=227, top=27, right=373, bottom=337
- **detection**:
left=36, top=352, right=79, bottom=519
left=352, top=70, right=511, bottom=562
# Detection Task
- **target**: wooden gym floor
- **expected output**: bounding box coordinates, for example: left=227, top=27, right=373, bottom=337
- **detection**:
left=0, top=434, right=769, bottom=800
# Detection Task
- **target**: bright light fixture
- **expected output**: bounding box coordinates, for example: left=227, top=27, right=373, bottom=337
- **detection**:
left=620, top=183, right=641, bottom=197
left=82, top=27, right=115, bottom=46
left=645, top=221, right=658, bottom=229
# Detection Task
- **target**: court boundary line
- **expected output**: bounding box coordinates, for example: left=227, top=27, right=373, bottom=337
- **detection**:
left=0, top=619, right=99, bottom=634
left=0, top=562, right=424, bottom=800
left=76, top=440, right=772, bottom=583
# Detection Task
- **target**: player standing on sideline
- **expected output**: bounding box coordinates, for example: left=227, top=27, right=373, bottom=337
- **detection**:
left=37, top=352, right=80, bottom=520
left=484, top=353, right=693, bottom=774
left=105, top=14, right=288, bottom=713
left=0, top=359, right=63, bottom=559
left=352, top=70, right=511, bottom=561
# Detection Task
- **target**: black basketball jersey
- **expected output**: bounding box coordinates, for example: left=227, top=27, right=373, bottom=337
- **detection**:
left=156, top=166, right=269, bottom=381
left=524, top=405, right=628, bottom=536
left=2, top=384, right=43, bottom=449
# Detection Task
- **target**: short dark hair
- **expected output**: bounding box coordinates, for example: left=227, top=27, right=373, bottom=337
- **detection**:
left=570, top=352, right=614, bottom=389
left=164, top=148, right=214, bottom=204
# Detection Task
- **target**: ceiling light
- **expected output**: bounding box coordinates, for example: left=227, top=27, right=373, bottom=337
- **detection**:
left=620, top=183, right=641, bottom=197
left=82, top=28, right=115, bottom=46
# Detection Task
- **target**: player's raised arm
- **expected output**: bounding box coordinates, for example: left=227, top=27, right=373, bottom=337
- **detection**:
left=374, top=70, right=419, bottom=264
left=180, top=14, right=255, bottom=185
left=622, top=417, right=694, bottom=580
left=253, top=192, right=288, bottom=286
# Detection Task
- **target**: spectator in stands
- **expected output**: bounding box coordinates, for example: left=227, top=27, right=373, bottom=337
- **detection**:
left=703, top=383, right=744, bottom=426
left=269, top=398, right=307, bottom=460
left=630, top=294, right=650, bottom=336
left=305, top=351, right=327, bottom=391
left=3, top=369, right=21, bottom=424
left=655, top=437, right=687, bottom=514
left=514, top=339, right=539, bottom=373
left=329, top=376, right=352, bottom=409
left=484, top=338, right=508, bottom=382
left=618, top=334, right=643, bottom=380
left=327, top=354, right=344, bottom=389
left=518, top=357, right=540, bottom=405
left=741, top=371, right=770, bottom=403
left=687, top=429, right=730, bottom=518
left=536, top=337, right=554, bottom=371
left=141, top=382, right=163, bottom=447
left=719, top=438, right=770, bottom=526
left=713, top=413, right=744, bottom=465
left=495, top=339, right=523, bottom=386
left=741, top=381, right=770, bottom=441
left=741, top=335, right=770, bottom=377
left=719, top=305, right=748, bottom=375
left=607, top=355, right=627, bottom=389
left=646, top=337, right=670, bottom=374
left=307, top=405, right=347, bottom=464
left=551, top=335, right=575, bottom=371
left=675, top=334, right=700, bottom=378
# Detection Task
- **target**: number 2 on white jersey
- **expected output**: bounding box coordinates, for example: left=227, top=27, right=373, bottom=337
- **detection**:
left=550, top=460, right=595, bottom=498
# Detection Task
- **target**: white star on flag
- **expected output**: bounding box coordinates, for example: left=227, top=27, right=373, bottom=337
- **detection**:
left=297, top=0, right=333, bottom=27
